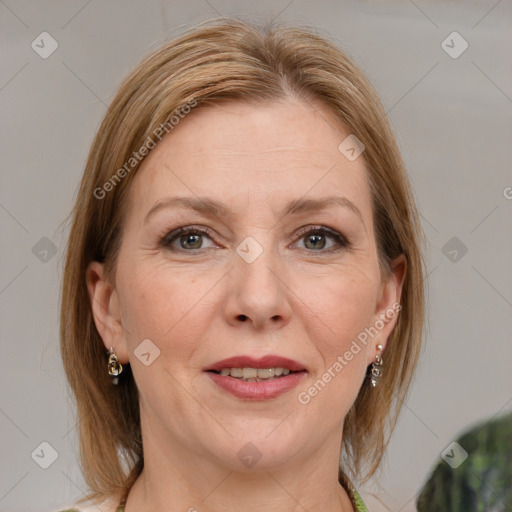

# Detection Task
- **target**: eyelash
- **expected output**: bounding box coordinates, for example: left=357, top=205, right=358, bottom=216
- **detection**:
left=160, top=224, right=349, bottom=254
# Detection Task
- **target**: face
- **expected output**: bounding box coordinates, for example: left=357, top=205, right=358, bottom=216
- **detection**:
left=87, top=98, right=404, bottom=474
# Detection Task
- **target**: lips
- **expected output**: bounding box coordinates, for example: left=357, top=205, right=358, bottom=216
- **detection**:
left=204, top=355, right=307, bottom=401
left=204, top=355, right=307, bottom=373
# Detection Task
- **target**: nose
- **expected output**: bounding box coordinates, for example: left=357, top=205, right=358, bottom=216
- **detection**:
left=223, top=244, right=292, bottom=331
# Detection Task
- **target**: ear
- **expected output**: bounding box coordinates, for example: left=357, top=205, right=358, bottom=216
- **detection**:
left=367, top=253, right=406, bottom=365
left=86, top=261, right=129, bottom=363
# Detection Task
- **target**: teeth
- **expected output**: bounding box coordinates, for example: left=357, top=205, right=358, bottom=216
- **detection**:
left=230, top=368, right=243, bottom=378
left=257, top=368, right=274, bottom=378
left=242, top=368, right=258, bottom=379
left=216, top=367, right=295, bottom=380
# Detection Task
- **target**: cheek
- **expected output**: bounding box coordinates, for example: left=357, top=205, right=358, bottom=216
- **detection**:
left=295, top=275, right=376, bottom=414
left=117, top=262, right=218, bottom=360
left=293, top=263, right=379, bottom=412
left=299, top=264, right=379, bottom=348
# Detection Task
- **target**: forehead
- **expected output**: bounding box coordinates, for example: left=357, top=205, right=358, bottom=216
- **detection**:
left=125, top=99, right=373, bottom=223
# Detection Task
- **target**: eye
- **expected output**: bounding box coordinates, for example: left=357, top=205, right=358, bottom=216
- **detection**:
left=293, top=226, right=349, bottom=252
left=160, top=225, right=349, bottom=253
left=161, top=226, right=218, bottom=251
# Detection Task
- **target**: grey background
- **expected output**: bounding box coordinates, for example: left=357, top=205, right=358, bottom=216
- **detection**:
left=1, top=0, right=511, bottom=511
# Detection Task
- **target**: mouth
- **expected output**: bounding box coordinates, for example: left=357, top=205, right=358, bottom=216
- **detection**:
left=207, top=367, right=305, bottom=382
left=204, top=355, right=307, bottom=400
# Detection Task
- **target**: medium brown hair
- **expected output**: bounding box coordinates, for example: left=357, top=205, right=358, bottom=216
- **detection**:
left=60, top=17, right=425, bottom=503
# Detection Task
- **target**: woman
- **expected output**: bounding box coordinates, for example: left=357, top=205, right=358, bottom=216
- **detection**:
left=59, top=17, right=425, bottom=512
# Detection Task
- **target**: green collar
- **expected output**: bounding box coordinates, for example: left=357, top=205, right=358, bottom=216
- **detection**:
left=351, top=488, right=369, bottom=512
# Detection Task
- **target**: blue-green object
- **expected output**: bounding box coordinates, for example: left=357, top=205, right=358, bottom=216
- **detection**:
left=417, top=412, right=512, bottom=511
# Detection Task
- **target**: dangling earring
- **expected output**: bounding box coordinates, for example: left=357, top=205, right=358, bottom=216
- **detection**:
left=107, top=347, right=123, bottom=385
left=370, top=344, right=383, bottom=388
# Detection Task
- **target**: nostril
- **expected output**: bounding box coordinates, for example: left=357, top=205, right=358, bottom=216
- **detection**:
left=238, top=314, right=248, bottom=321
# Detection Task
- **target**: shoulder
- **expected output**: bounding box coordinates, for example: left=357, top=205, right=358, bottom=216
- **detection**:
left=55, top=500, right=120, bottom=512
left=56, top=508, right=102, bottom=512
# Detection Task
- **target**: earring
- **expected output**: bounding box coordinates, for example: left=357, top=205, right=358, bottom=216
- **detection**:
left=370, top=344, right=383, bottom=388
left=107, top=347, right=123, bottom=385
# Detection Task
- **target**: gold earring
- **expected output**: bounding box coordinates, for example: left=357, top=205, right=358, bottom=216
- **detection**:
left=370, top=344, right=383, bottom=388
left=107, top=347, right=123, bottom=385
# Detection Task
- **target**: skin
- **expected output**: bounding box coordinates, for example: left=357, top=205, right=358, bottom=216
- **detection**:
left=87, top=97, right=405, bottom=512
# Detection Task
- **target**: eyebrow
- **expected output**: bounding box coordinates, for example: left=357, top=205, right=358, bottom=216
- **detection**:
left=144, top=195, right=364, bottom=225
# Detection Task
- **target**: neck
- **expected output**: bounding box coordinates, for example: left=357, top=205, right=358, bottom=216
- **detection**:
left=124, top=421, right=354, bottom=512
left=126, top=468, right=354, bottom=512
